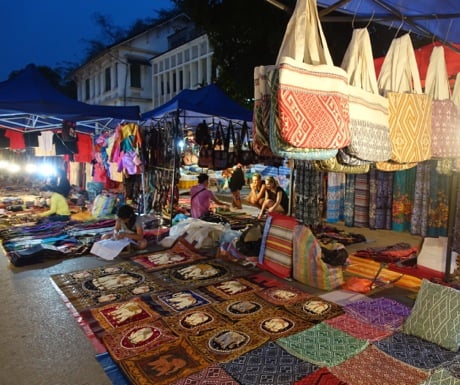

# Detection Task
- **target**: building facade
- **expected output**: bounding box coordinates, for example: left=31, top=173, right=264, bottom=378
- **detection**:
left=73, top=14, right=215, bottom=114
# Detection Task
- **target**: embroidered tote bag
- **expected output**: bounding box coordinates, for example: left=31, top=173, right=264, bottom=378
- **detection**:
left=341, top=28, right=391, bottom=162
left=425, top=46, right=460, bottom=158
left=378, top=34, right=432, bottom=164
left=213, top=122, right=229, bottom=170
left=274, top=0, right=350, bottom=149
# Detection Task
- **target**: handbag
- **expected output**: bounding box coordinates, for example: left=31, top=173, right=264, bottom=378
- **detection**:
left=253, top=65, right=279, bottom=157
left=341, top=28, right=391, bottom=162
left=269, top=68, right=339, bottom=160
left=198, top=145, right=214, bottom=169
left=425, top=46, right=460, bottom=158
left=314, top=156, right=370, bottom=174
left=238, top=121, right=256, bottom=166
left=378, top=34, right=432, bottom=164
left=274, top=0, right=350, bottom=149
left=213, top=122, right=229, bottom=170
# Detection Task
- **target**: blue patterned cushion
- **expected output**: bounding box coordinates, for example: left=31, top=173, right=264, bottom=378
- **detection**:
left=402, top=279, right=460, bottom=351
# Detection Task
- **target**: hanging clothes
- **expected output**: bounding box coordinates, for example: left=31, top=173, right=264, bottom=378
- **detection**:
left=369, top=169, right=394, bottom=230
left=392, top=167, right=417, bottom=232
left=353, top=173, right=370, bottom=228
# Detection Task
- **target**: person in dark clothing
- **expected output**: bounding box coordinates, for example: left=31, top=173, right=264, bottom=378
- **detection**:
left=51, top=165, right=71, bottom=197
left=257, top=176, right=289, bottom=219
left=229, top=164, right=245, bottom=209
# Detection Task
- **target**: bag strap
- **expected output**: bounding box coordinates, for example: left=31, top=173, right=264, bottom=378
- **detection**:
left=452, top=73, right=460, bottom=109
left=276, top=0, right=333, bottom=66
left=213, top=122, right=224, bottom=147
left=378, top=34, right=423, bottom=94
left=425, top=45, right=451, bottom=100
left=341, top=28, right=379, bottom=94
left=191, top=186, right=207, bottom=202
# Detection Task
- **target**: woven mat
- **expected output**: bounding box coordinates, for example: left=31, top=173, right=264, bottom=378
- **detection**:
left=51, top=262, right=164, bottom=312
left=164, top=306, right=232, bottom=337
left=346, top=255, right=422, bottom=292
left=373, top=332, right=459, bottom=370
left=276, top=322, right=369, bottom=367
left=169, top=363, right=239, bottom=385
left=329, top=345, right=429, bottom=385
left=102, top=318, right=179, bottom=361
left=201, top=276, right=263, bottom=300
left=343, top=297, right=411, bottom=331
left=325, top=313, right=394, bottom=342
left=221, top=341, right=319, bottom=385
left=80, top=296, right=161, bottom=338
left=293, top=367, right=348, bottom=385
left=283, top=296, right=344, bottom=323
left=212, top=292, right=278, bottom=322
left=187, top=324, right=269, bottom=363
left=143, top=288, right=217, bottom=316
left=236, top=307, right=314, bottom=340
left=130, top=237, right=207, bottom=272
left=119, top=337, right=210, bottom=385
left=256, top=286, right=312, bottom=306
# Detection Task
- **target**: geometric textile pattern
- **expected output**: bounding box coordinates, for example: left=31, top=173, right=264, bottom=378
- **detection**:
left=329, top=345, right=429, bottom=385
left=50, top=262, right=164, bottom=312
left=325, top=313, right=394, bottom=342
left=119, top=337, right=210, bottom=385
left=169, top=363, right=239, bottom=385
left=387, top=91, right=432, bottom=163
left=283, top=296, right=344, bottom=323
left=276, top=322, right=369, bottom=367
left=293, top=367, right=348, bottom=385
left=402, top=279, right=460, bottom=351
left=343, top=297, right=412, bottom=331
left=420, top=368, right=460, bottom=385
left=277, top=58, right=350, bottom=149
left=373, top=332, right=459, bottom=370
left=440, top=355, right=460, bottom=379
left=221, top=341, right=319, bottom=385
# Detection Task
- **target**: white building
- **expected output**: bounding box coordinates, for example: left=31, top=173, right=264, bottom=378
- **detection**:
left=73, top=13, right=215, bottom=114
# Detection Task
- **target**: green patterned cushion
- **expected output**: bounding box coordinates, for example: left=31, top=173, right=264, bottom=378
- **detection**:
left=402, top=279, right=460, bottom=351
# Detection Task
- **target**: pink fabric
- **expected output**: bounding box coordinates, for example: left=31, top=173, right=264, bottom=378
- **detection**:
left=190, top=184, right=214, bottom=218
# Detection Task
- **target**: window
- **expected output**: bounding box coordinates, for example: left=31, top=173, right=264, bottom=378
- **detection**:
left=130, top=64, right=141, bottom=88
left=104, top=67, right=111, bottom=92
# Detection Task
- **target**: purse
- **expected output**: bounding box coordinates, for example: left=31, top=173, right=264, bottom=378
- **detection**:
left=213, top=122, right=229, bottom=170
left=378, top=34, right=432, bottom=164
left=274, top=0, right=350, bottom=149
left=238, top=121, right=255, bottom=166
left=341, top=28, right=391, bottom=162
left=198, top=145, right=214, bottom=169
left=425, top=46, right=460, bottom=158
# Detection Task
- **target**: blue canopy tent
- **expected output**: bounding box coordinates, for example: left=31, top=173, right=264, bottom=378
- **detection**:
left=0, top=64, right=140, bottom=134
left=141, top=84, right=253, bottom=126
left=316, top=0, right=460, bottom=49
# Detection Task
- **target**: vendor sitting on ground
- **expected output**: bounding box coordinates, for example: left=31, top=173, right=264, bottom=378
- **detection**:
left=246, top=173, right=266, bottom=208
left=257, top=176, right=289, bottom=219
left=101, top=204, right=147, bottom=250
left=190, top=173, right=230, bottom=218
left=38, top=185, right=71, bottom=222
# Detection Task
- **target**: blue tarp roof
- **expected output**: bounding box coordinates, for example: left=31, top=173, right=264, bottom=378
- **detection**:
left=317, top=0, right=460, bottom=47
left=141, top=84, right=253, bottom=123
left=0, top=64, right=140, bottom=133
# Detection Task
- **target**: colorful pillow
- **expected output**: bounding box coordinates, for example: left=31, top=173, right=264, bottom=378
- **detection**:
left=292, top=224, right=344, bottom=290
left=258, top=213, right=298, bottom=279
left=402, top=279, right=460, bottom=351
